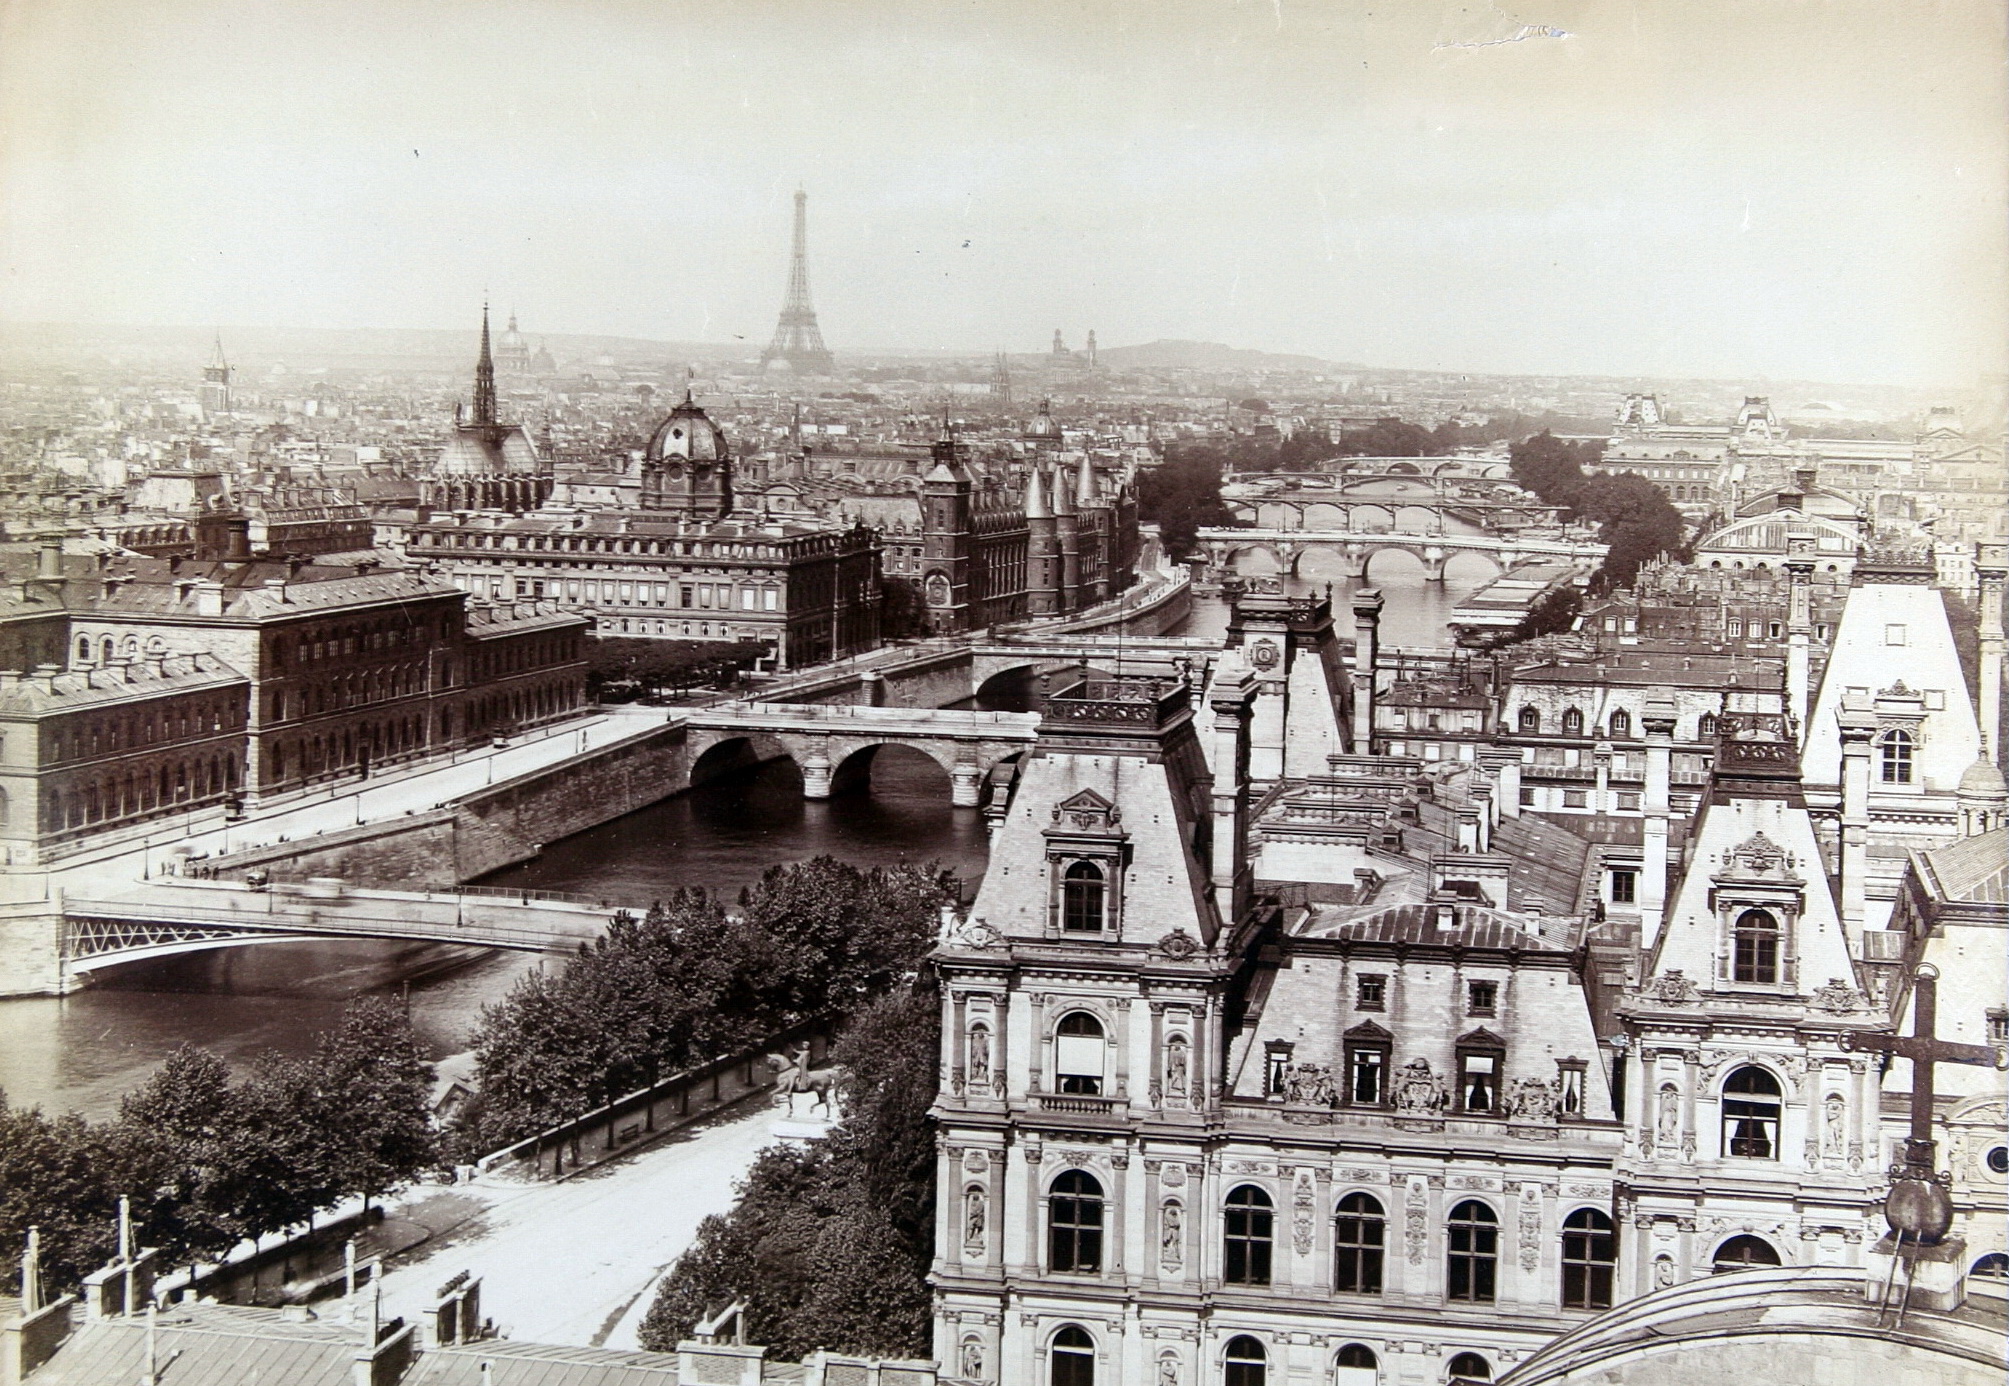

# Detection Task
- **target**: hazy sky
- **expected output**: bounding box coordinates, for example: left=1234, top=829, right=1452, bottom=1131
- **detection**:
left=2, top=0, right=2003, bottom=385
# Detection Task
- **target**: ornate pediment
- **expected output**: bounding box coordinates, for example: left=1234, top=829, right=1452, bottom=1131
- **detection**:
left=1050, top=788, right=1122, bottom=832
left=1809, top=976, right=1871, bottom=1014
left=1722, top=831, right=1799, bottom=878
left=1640, top=969, right=1701, bottom=1004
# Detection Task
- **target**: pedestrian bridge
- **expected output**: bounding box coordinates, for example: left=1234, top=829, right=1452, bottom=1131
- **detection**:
left=59, top=880, right=614, bottom=980
left=1197, top=528, right=1606, bottom=583
left=682, top=702, right=1042, bottom=803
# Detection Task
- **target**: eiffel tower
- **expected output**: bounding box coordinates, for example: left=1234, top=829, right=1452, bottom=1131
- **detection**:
left=760, top=189, right=835, bottom=373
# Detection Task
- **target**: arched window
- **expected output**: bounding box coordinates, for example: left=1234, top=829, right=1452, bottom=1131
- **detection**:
left=1698, top=712, right=1718, bottom=738
left=1561, top=707, right=1585, bottom=735
left=1055, top=1012, right=1105, bottom=1095
left=1335, top=1344, right=1378, bottom=1376
left=1446, top=1353, right=1492, bottom=1383
left=1446, top=1201, right=1498, bottom=1303
left=1051, top=1326, right=1095, bottom=1386
left=1607, top=708, right=1631, bottom=738
left=1333, top=1193, right=1384, bottom=1293
left=75, top=635, right=90, bottom=664
left=1560, top=1208, right=1615, bottom=1309
left=1517, top=707, right=1540, bottom=734
left=1049, top=1171, right=1104, bottom=1273
left=1732, top=908, right=1780, bottom=984
left=1062, top=860, right=1106, bottom=933
left=1879, top=730, right=1914, bottom=784
left=1224, top=1185, right=1274, bottom=1285
left=1223, top=1337, right=1266, bottom=1386
left=1721, top=1066, right=1782, bottom=1159
left=1711, top=1235, right=1781, bottom=1273
left=1969, top=1253, right=2008, bottom=1282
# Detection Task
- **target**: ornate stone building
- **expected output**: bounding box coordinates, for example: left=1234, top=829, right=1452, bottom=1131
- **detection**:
left=419, top=309, right=553, bottom=515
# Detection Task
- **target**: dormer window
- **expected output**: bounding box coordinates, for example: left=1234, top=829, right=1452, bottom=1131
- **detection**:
left=1062, top=861, right=1106, bottom=933
left=1879, top=730, right=1914, bottom=784
left=1518, top=707, right=1541, bottom=734
left=1455, top=1030, right=1506, bottom=1114
left=1607, top=709, right=1630, bottom=738
left=1561, top=708, right=1585, bottom=736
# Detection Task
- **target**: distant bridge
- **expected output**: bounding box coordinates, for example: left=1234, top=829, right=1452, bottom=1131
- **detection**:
left=57, top=882, right=616, bottom=982
left=1196, top=528, right=1606, bottom=583
left=683, top=702, right=1042, bottom=804
left=1221, top=470, right=1563, bottom=535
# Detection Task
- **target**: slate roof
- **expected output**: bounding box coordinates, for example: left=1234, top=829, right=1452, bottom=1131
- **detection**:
left=1919, top=827, right=2009, bottom=904
left=406, top=1339, right=685, bottom=1385
left=25, top=1304, right=367, bottom=1386
left=1308, top=901, right=1573, bottom=952
left=0, top=653, right=245, bottom=717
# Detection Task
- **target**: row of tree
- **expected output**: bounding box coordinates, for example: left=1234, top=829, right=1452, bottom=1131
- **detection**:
left=637, top=977, right=941, bottom=1360
left=1508, top=430, right=1690, bottom=593
left=0, top=998, right=436, bottom=1298
left=451, top=858, right=958, bottom=1157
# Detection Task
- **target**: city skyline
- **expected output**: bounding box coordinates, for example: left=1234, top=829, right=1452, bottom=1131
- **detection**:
left=1, top=1, right=2005, bottom=389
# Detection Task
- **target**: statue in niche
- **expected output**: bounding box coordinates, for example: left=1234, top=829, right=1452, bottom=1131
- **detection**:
left=1165, top=1035, right=1189, bottom=1099
left=968, top=1025, right=991, bottom=1087
left=961, top=1340, right=985, bottom=1381
left=1653, top=1255, right=1675, bottom=1289
left=1159, top=1354, right=1180, bottom=1386
left=964, top=1188, right=986, bottom=1250
left=1160, top=1200, right=1184, bottom=1271
left=1823, top=1092, right=1846, bottom=1153
left=1656, top=1084, right=1680, bottom=1146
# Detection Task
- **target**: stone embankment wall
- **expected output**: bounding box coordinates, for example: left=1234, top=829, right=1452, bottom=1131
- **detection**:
left=204, top=721, right=694, bottom=889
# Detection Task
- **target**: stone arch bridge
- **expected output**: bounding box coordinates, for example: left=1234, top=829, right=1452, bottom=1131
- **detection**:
left=684, top=702, right=1042, bottom=805
left=1197, top=528, right=1606, bottom=584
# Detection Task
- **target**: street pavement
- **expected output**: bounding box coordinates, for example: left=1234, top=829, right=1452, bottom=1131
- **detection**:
left=369, top=1095, right=782, bottom=1350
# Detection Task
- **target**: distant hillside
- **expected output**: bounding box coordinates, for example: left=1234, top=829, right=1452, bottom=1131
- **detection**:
left=1095, top=339, right=1357, bottom=372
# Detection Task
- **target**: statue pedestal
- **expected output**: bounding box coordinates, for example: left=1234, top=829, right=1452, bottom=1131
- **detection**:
left=1865, top=1232, right=1968, bottom=1313
left=770, top=1113, right=837, bottom=1147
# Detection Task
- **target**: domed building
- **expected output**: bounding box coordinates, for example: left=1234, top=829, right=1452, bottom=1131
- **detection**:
left=495, top=311, right=532, bottom=376
left=640, top=391, right=733, bottom=518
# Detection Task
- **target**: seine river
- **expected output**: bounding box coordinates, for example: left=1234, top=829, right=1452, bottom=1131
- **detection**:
left=0, top=558, right=1485, bottom=1118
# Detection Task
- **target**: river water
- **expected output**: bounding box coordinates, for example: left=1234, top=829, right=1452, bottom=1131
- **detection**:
left=0, top=562, right=1482, bottom=1119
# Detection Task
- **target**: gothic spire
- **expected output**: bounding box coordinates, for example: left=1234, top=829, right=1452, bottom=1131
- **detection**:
left=472, top=302, right=498, bottom=426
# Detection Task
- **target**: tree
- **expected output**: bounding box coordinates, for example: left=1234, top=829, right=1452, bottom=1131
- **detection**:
left=115, top=1047, right=257, bottom=1269
left=1137, top=446, right=1244, bottom=559
left=879, top=576, right=929, bottom=640
left=0, top=1094, right=119, bottom=1297
left=1507, top=431, right=1689, bottom=596
left=309, top=998, right=438, bottom=1211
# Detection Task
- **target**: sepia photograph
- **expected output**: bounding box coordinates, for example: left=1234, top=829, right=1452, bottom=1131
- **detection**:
left=0, top=1, right=2003, bottom=1383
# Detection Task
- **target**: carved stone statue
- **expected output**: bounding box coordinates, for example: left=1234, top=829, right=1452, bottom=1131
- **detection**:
left=1823, top=1092, right=1845, bottom=1153
left=1159, top=1354, right=1180, bottom=1386
left=1656, top=1084, right=1680, bottom=1146
left=1653, top=1255, right=1675, bottom=1289
left=1393, top=1058, right=1445, bottom=1114
left=1509, top=1076, right=1558, bottom=1121
left=964, top=1188, right=986, bottom=1249
left=1286, top=1062, right=1335, bottom=1106
left=961, top=1340, right=984, bottom=1381
left=1160, top=1200, right=1184, bottom=1271
left=1165, top=1036, right=1190, bottom=1099
left=968, top=1025, right=991, bottom=1086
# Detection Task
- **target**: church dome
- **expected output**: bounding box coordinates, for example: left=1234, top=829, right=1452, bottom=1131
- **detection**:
left=1957, top=756, right=2009, bottom=802
left=647, top=395, right=730, bottom=463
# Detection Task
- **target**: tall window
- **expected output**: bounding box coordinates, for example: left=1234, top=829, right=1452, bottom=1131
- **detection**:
left=1062, top=861, right=1107, bottom=932
left=1711, top=1235, right=1781, bottom=1273
left=1732, top=908, right=1780, bottom=984
left=1224, top=1186, right=1274, bottom=1285
left=1446, top=1353, right=1493, bottom=1383
left=1055, top=1012, right=1105, bottom=1095
left=1223, top=1337, right=1266, bottom=1386
left=1609, top=869, right=1637, bottom=904
left=1608, top=708, right=1631, bottom=737
left=1051, top=1326, right=1096, bottom=1386
left=1561, top=707, right=1585, bottom=735
left=1333, top=1193, right=1385, bottom=1294
left=1518, top=707, right=1541, bottom=734
left=1446, top=1201, right=1498, bottom=1303
left=1049, top=1171, right=1105, bottom=1273
left=1879, top=731, right=1914, bottom=784
left=1345, top=1025, right=1391, bottom=1106
left=1560, top=1209, right=1616, bottom=1309
left=1456, top=1036, right=1504, bottom=1114
left=1721, top=1066, right=1782, bottom=1159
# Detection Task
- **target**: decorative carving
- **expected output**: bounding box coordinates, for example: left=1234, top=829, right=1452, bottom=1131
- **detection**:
left=1292, top=1172, right=1316, bottom=1257
left=1641, top=970, right=1701, bottom=1004
left=1653, top=1255, right=1675, bottom=1289
left=1810, top=978, right=1870, bottom=1014
left=962, top=1149, right=990, bottom=1175
left=1157, top=929, right=1200, bottom=960
left=1727, top=831, right=1787, bottom=872
left=1160, top=1163, right=1187, bottom=1189
left=1393, top=1058, right=1447, bottom=1114
left=1052, top=788, right=1122, bottom=831
left=1507, top=1077, right=1558, bottom=1122
left=1404, top=1178, right=1428, bottom=1265
left=1286, top=1062, right=1336, bottom=1106
left=1518, top=1187, right=1542, bottom=1271
left=957, top=918, right=1005, bottom=950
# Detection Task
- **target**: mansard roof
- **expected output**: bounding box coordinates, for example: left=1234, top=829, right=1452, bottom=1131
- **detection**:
left=1915, top=827, right=2009, bottom=905
left=1302, top=900, right=1576, bottom=952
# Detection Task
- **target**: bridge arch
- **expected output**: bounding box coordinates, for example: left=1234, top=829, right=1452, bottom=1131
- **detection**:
left=974, top=662, right=1123, bottom=710
left=689, top=732, right=797, bottom=787
left=1220, top=542, right=1290, bottom=577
